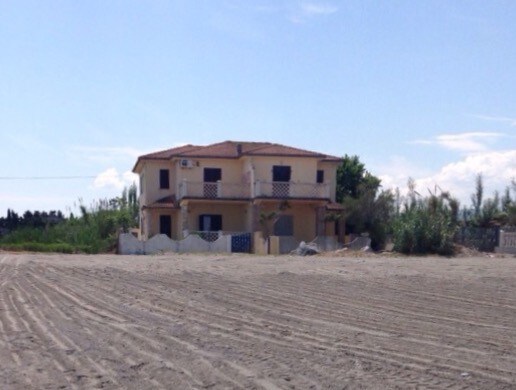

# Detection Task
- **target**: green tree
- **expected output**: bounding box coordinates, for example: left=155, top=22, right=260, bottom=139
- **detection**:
left=467, top=174, right=507, bottom=227
left=336, top=155, right=367, bottom=202
left=336, top=155, right=395, bottom=249
left=471, top=173, right=483, bottom=219
left=0, top=185, right=140, bottom=253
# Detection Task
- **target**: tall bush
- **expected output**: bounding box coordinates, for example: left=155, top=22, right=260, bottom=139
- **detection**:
left=336, top=155, right=395, bottom=249
left=393, top=187, right=459, bottom=256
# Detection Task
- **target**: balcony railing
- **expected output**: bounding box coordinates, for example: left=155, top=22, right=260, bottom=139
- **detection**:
left=178, top=180, right=330, bottom=200
left=179, top=180, right=251, bottom=199
left=254, top=181, right=330, bottom=199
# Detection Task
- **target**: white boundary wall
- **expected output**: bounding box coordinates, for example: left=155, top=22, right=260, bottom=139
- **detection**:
left=118, top=233, right=341, bottom=255
left=495, top=230, right=516, bottom=255
left=118, top=233, right=231, bottom=255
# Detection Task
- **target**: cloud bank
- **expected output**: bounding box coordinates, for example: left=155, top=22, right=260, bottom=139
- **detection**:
left=379, top=149, right=516, bottom=207
left=93, top=168, right=138, bottom=190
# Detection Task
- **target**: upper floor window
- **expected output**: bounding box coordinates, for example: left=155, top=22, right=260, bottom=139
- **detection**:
left=204, top=168, right=222, bottom=182
left=317, top=170, right=324, bottom=183
left=272, top=165, right=291, bottom=182
left=159, top=169, right=170, bottom=189
left=203, top=168, right=221, bottom=198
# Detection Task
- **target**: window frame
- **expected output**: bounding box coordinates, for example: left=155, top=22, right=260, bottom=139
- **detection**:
left=159, top=169, right=170, bottom=189
left=316, top=170, right=324, bottom=184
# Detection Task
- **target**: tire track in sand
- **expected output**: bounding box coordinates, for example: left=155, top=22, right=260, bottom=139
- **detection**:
left=47, top=266, right=516, bottom=389
left=5, top=254, right=516, bottom=389
left=24, top=265, right=270, bottom=389
left=12, top=271, right=123, bottom=389
left=40, top=265, right=324, bottom=389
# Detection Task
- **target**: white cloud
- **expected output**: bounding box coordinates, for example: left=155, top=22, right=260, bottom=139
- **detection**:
left=301, top=3, right=338, bottom=16
left=93, top=168, right=138, bottom=190
left=379, top=150, right=516, bottom=206
left=122, top=171, right=139, bottom=185
left=473, top=114, right=516, bottom=127
left=288, top=2, right=338, bottom=23
left=410, top=131, right=505, bottom=153
left=375, top=155, right=429, bottom=188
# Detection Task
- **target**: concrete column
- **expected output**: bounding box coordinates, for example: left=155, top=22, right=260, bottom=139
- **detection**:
left=142, top=210, right=149, bottom=240
left=338, top=216, right=346, bottom=243
left=251, top=203, right=261, bottom=232
left=315, top=206, right=326, bottom=237
left=180, top=203, right=189, bottom=238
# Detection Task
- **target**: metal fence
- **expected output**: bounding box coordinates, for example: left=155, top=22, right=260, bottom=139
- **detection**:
left=455, top=227, right=500, bottom=252
left=231, top=233, right=252, bottom=253
left=189, top=231, right=252, bottom=253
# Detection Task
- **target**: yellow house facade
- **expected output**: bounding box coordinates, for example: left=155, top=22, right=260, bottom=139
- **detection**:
left=132, top=141, right=343, bottom=250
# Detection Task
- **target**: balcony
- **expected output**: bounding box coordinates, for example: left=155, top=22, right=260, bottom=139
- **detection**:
left=178, top=180, right=330, bottom=200
left=179, top=181, right=251, bottom=199
left=254, top=181, right=330, bottom=199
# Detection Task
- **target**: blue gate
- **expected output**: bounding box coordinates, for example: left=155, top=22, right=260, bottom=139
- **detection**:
left=231, top=233, right=252, bottom=253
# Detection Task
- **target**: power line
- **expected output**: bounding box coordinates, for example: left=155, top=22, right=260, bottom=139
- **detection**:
left=0, top=176, right=96, bottom=180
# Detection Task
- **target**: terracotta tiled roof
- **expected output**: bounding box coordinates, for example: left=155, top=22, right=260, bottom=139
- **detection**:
left=140, top=144, right=200, bottom=159
left=143, top=195, right=178, bottom=209
left=134, top=141, right=341, bottom=171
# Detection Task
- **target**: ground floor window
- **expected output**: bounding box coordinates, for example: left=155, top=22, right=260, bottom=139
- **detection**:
left=199, top=214, right=222, bottom=231
left=198, top=214, right=222, bottom=241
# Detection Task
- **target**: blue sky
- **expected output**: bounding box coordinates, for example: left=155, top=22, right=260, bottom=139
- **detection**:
left=1, top=0, right=515, bottom=216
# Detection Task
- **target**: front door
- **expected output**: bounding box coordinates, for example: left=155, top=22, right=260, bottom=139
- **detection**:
left=273, top=215, right=293, bottom=236
left=159, top=215, right=172, bottom=238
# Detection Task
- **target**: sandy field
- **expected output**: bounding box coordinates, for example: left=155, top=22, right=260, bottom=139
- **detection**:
left=0, top=252, right=515, bottom=389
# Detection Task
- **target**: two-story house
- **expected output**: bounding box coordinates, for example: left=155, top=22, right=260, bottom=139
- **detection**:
left=132, top=141, right=343, bottom=247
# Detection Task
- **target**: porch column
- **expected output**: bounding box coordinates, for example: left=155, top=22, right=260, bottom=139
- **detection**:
left=142, top=209, right=150, bottom=240
left=251, top=203, right=261, bottom=232
left=180, top=203, right=189, bottom=238
left=338, top=215, right=346, bottom=243
left=315, top=206, right=326, bottom=237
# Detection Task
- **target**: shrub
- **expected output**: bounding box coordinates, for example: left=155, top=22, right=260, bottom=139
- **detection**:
left=0, top=185, right=139, bottom=254
left=0, top=242, right=82, bottom=253
left=393, top=192, right=458, bottom=256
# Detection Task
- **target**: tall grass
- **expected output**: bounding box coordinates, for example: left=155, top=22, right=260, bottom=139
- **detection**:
left=0, top=185, right=138, bottom=254
left=393, top=190, right=459, bottom=256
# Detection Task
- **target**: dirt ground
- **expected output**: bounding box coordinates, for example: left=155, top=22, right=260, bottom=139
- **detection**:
left=0, top=252, right=515, bottom=389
